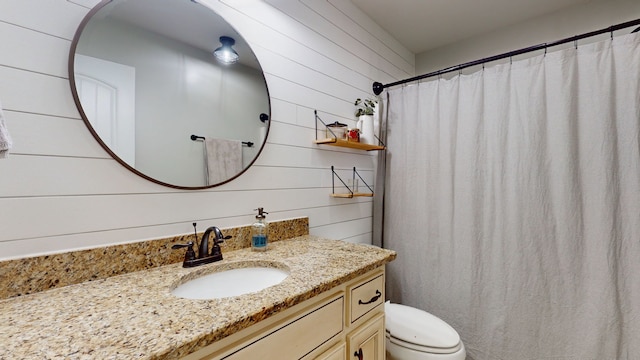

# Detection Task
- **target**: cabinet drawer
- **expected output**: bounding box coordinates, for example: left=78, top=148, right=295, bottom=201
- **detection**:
left=312, top=342, right=346, bottom=360
left=349, top=273, right=384, bottom=324
left=224, top=295, right=344, bottom=359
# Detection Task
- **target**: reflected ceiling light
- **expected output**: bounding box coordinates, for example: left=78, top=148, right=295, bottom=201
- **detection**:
left=213, top=36, right=239, bottom=64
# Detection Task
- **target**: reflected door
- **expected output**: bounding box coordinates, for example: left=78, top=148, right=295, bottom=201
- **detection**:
left=75, top=54, right=136, bottom=166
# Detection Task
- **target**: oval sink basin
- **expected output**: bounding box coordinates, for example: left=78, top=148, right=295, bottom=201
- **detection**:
left=172, top=266, right=289, bottom=300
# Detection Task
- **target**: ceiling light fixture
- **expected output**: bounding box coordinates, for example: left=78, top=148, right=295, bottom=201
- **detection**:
left=213, top=36, right=239, bottom=65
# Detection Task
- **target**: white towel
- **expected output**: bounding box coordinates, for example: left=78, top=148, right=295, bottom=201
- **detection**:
left=204, top=138, right=242, bottom=185
left=0, top=100, right=13, bottom=159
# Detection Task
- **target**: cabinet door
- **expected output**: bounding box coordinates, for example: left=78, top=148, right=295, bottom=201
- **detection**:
left=347, top=313, right=384, bottom=360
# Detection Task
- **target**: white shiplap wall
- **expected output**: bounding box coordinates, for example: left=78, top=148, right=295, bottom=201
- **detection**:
left=0, top=0, right=414, bottom=260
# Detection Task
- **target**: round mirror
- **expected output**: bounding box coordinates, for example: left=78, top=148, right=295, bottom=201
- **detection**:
left=69, top=0, right=270, bottom=189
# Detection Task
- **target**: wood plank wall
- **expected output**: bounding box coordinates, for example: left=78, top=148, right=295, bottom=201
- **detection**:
left=0, top=0, right=413, bottom=260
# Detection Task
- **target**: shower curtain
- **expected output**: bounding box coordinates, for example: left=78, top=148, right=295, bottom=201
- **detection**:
left=384, top=33, right=640, bottom=360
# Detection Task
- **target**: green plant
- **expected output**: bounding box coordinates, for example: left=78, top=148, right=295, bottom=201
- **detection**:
left=354, top=97, right=377, bottom=117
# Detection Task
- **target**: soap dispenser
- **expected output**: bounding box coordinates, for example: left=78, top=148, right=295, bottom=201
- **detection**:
left=251, top=207, right=269, bottom=251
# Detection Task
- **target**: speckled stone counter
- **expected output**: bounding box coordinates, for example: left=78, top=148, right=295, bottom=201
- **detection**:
left=0, top=217, right=309, bottom=300
left=0, top=236, right=396, bottom=360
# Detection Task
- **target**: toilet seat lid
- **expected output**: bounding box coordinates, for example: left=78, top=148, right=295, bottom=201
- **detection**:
left=385, top=302, right=461, bottom=350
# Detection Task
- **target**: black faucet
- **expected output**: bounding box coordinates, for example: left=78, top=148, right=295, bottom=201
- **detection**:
left=201, top=226, right=226, bottom=259
left=172, top=224, right=231, bottom=268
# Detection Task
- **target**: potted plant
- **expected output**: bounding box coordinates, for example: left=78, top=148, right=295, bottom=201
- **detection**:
left=354, top=98, right=377, bottom=117
left=354, top=97, right=378, bottom=144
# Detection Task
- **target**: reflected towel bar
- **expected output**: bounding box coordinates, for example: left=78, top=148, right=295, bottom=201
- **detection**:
left=190, top=134, right=253, bottom=147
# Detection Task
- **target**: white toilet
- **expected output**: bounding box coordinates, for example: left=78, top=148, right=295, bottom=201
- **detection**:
left=385, top=302, right=466, bottom=360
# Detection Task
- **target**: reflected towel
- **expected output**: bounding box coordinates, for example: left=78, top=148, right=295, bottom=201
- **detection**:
left=204, top=138, right=242, bottom=185
left=0, top=100, right=13, bottom=159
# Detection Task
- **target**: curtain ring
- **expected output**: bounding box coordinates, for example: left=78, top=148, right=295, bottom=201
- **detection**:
left=574, top=38, right=578, bottom=49
left=544, top=46, right=547, bottom=56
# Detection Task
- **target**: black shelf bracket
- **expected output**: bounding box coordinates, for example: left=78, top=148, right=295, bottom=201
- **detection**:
left=331, top=166, right=373, bottom=198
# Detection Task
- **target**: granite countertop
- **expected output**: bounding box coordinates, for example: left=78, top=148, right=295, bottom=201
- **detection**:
left=0, top=236, right=396, bottom=359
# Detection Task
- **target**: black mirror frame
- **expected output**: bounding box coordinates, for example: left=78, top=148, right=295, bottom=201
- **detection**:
left=68, top=0, right=271, bottom=190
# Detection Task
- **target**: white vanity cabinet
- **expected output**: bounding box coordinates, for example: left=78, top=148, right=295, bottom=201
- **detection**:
left=183, top=267, right=386, bottom=360
left=344, top=270, right=386, bottom=360
left=309, top=268, right=386, bottom=360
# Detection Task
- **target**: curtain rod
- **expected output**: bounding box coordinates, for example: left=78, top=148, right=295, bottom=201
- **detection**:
left=372, top=18, right=640, bottom=95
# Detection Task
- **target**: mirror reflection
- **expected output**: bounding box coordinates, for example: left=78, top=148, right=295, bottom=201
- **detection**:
left=70, top=0, right=270, bottom=189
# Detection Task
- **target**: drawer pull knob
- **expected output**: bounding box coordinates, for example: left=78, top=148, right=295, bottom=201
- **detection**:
left=354, top=348, right=363, bottom=359
left=358, top=289, right=381, bottom=305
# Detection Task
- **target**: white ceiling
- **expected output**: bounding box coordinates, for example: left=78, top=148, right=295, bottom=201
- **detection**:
left=350, top=0, right=594, bottom=54
left=105, top=0, right=259, bottom=68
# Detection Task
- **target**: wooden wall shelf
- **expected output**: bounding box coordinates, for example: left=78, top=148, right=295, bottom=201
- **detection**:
left=330, top=166, right=374, bottom=198
left=314, top=138, right=385, bottom=151
left=314, top=110, right=385, bottom=151
left=330, top=192, right=374, bottom=198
